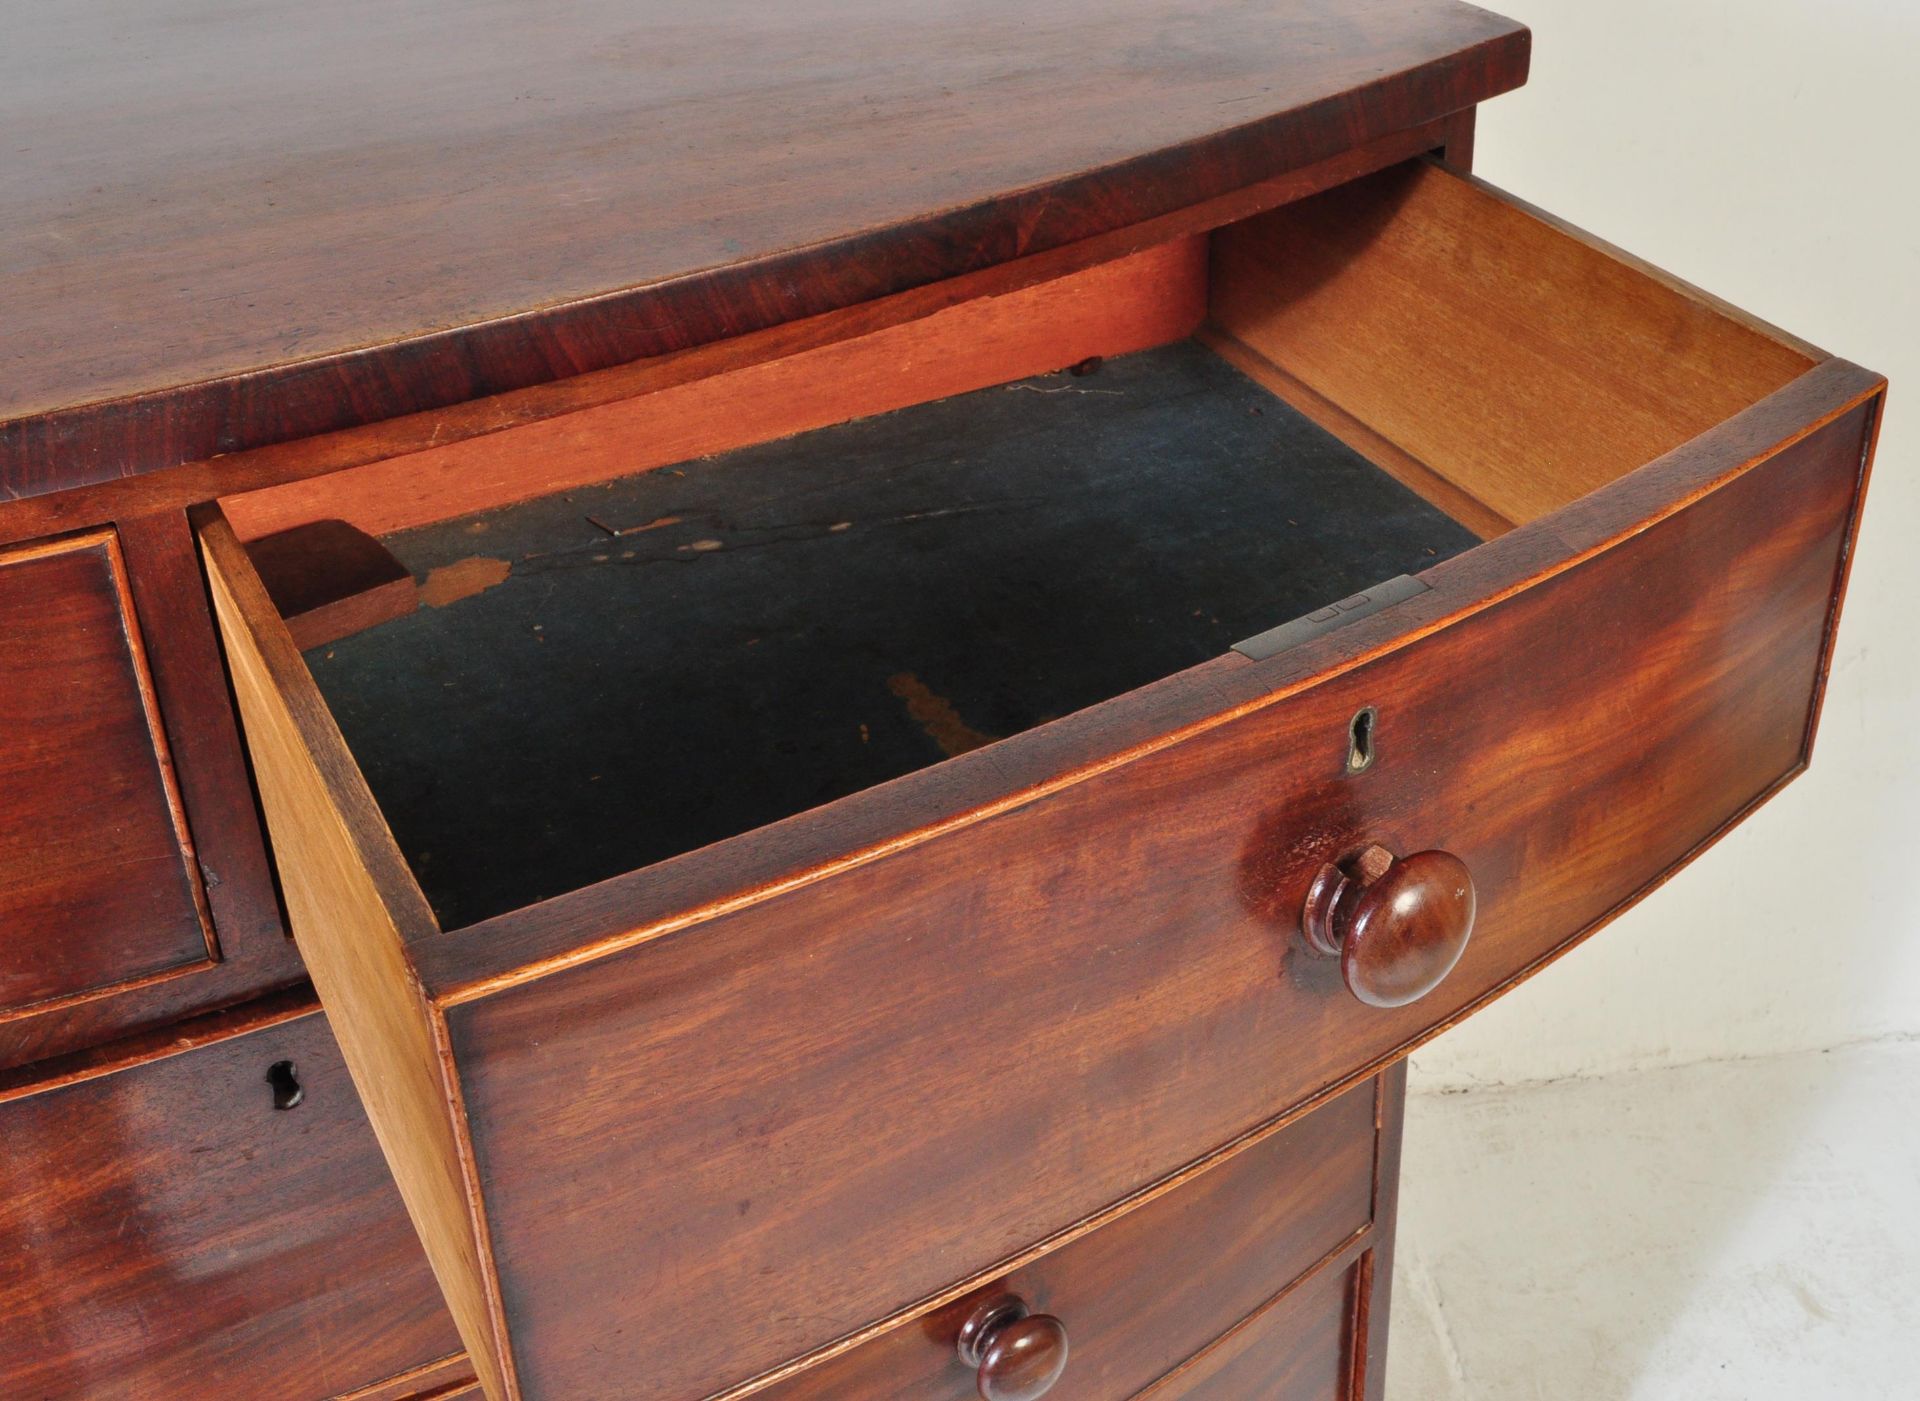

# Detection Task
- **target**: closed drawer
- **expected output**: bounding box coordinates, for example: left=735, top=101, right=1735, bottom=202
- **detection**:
left=1137, top=1263, right=1360, bottom=1401
left=0, top=532, right=209, bottom=1013
left=0, top=997, right=465, bottom=1400
left=198, top=159, right=1881, bottom=1400
left=758, top=1076, right=1376, bottom=1400
left=0, top=516, right=297, bottom=1069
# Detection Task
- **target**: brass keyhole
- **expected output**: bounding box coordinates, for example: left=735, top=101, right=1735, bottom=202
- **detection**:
left=267, top=1060, right=303, bottom=1111
left=1346, top=707, right=1376, bottom=773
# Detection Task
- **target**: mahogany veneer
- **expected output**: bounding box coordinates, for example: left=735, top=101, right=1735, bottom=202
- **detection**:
left=0, top=534, right=212, bottom=1014
left=0, top=995, right=470, bottom=1400
left=0, top=3, right=1882, bottom=1400
left=754, top=1078, right=1382, bottom=1401
left=0, top=2, right=1527, bottom=497
left=1137, top=1264, right=1361, bottom=1400
left=0, top=521, right=297, bottom=1069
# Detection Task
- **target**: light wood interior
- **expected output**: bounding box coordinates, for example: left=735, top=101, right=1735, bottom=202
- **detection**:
left=224, top=238, right=1210, bottom=544
left=1204, top=160, right=1819, bottom=533
left=199, top=514, right=514, bottom=1401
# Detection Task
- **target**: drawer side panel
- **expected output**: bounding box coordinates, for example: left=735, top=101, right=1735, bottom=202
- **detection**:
left=200, top=512, right=513, bottom=1401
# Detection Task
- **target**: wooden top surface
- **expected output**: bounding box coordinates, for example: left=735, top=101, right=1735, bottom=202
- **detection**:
left=2, top=1, right=1526, bottom=497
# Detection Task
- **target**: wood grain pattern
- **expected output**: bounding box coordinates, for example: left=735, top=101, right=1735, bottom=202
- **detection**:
left=757, top=1079, right=1375, bottom=1401
left=0, top=533, right=212, bottom=1013
left=436, top=397, right=1869, bottom=1401
left=112, top=511, right=292, bottom=967
left=199, top=514, right=511, bottom=1401
left=1208, top=160, right=1819, bottom=527
left=5, top=11, right=1889, bottom=1401
left=224, top=238, right=1209, bottom=543
left=1136, top=1262, right=1358, bottom=1400
left=0, top=1, right=1528, bottom=497
left=0, top=997, right=463, bottom=1400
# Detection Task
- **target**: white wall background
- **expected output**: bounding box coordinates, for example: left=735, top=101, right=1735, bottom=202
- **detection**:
left=1407, top=0, right=1920, bottom=1092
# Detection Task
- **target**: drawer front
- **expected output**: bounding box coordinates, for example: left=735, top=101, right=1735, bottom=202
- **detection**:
left=0, top=516, right=296, bottom=1069
left=0, top=1001, right=463, bottom=1400
left=1139, top=1263, right=1359, bottom=1401
left=432, top=398, right=1865, bottom=1400
left=0, top=531, right=213, bottom=1012
left=759, top=1077, right=1376, bottom=1400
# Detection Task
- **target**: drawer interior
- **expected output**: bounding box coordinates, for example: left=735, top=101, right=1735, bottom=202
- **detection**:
left=214, top=157, right=1819, bottom=932
left=285, top=342, right=1474, bottom=927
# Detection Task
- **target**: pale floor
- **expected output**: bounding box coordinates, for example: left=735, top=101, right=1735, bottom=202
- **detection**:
left=1385, top=1040, right=1920, bottom=1400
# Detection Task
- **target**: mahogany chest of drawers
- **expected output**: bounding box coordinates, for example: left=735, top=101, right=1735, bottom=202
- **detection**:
left=0, top=3, right=1882, bottom=1398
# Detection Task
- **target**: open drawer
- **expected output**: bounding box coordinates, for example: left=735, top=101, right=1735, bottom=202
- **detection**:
left=197, top=159, right=1881, bottom=1401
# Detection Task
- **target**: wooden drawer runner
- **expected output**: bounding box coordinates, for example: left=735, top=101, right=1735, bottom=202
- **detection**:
left=197, top=160, right=1881, bottom=1400
left=758, top=1076, right=1376, bottom=1400
left=0, top=998, right=465, bottom=1400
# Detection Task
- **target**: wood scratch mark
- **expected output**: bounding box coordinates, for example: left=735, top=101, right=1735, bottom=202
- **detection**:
left=588, top=513, right=682, bottom=537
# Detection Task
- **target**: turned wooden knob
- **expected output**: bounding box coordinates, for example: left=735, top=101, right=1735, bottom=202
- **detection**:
left=956, top=1294, right=1069, bottom=1401
left=1301, top=845, right=1475, bottom=1008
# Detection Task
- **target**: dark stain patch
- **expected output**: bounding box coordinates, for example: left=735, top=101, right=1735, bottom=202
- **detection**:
left=419, top=555, right=511, bottom=607
left=887, top=671, right=996, bottom=757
